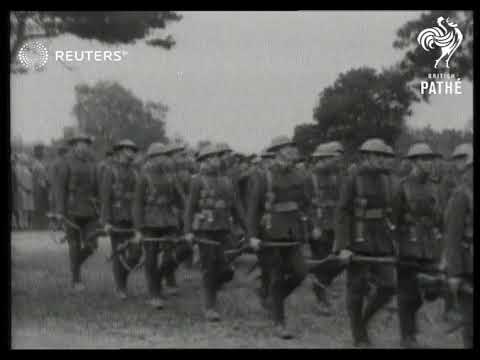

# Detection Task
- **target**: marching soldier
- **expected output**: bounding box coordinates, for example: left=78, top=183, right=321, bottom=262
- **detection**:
left=184, top=144, right=246, bottom=322
left=442, top=150, right=473, bottom=348
left=100, top=139, right=141, bottom=300
left=161, top=142, right=188, bottom=295
left=56, top=131, right=99, bottom=291
left=333, top=138, right=397, bottom=347
left=392, top=143, right=445, bottom=348
left=133, top=142, right=187, bottom=309
left=246, top=136, right=309, bottom=339
left=305, top=142, right=344, bottom=316
left=440, top=143, right=472, bottom=321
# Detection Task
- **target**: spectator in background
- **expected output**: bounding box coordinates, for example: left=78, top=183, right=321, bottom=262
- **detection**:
left=15, top=153, right=34, bottom=230
left=31, top=144, right=50, bottom=229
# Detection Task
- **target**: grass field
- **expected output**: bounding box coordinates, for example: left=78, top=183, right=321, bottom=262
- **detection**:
left=11, top=231, right=463, bottom=349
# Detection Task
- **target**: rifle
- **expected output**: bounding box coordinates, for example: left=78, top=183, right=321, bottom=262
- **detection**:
left=306, top=254, right=398, bottom=274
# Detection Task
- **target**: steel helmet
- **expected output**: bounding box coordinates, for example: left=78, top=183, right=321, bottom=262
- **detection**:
left=197, top=144, right=223, bottom=161
left=406, top=143, right=440, bottom=159
left=266, top=136, right=295, bottom=153
left=312, top=143, right=338, bottom=158
left=384, top=144, right=395, bottom=158
left=451, top=143, right=473, bottom=159
left=146, top=142, right=166, bottom=158
left=359, top=138, right=389, bottom=155
left=163, top=142, right=185, bottom=156
left=67, top=130, right=93, bottom=145
left=260, top=148, right=275, bottom=159
left=324, top=141, right=344, bottom=154
left=465, top=151, right=474, bottom=168
left=113, top=139, right=138, bottom=152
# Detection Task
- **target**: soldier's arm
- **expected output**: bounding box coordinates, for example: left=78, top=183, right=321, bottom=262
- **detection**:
left=333, top=172, right=355, bottom=253
left=132, top=174, right=146, bottom=231
left=443, top=191, right=468, bottom=278
left=184, top=176, right=201, bottom=234
left=246, top=172, right=265, bottom=240
left=231, top=179, right=247, bottom=231
left=100, top=167, right=113, bottom=225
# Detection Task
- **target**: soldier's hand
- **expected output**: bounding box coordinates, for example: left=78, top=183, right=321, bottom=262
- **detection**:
left=338, top=249, right=353, bottom=262
left=104, top=223, right=112, bottom=234
left=131, top=231, right=142, bottom=245
left=184, top=232, right=195, bottom=245
left=447, top=276, right=462, bottom=295
left=312, top=227, right=322, bottom=240
left=249, top=237, right=262, bottom=252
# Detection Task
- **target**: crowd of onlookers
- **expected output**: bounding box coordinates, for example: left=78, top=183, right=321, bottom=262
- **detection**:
left=11, top=149, right=51, bottom=231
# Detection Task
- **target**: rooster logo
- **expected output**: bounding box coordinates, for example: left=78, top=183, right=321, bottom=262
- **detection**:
left=417, top=16, right=463, bottom=69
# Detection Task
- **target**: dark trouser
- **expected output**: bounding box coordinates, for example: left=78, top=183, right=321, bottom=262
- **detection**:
left=142, top=227, right=176, bottom=299
left=458, top=280, right=473, bottom=348
left=196, top=231, right=235, bottom=310
left=261, top=241, right=308, bottom=325
left=66, top=216, right=98, bottom=284
left=346, top=260, right=396, bottom=343
left=163, top=246, right=178, bottom=287
left=397, top=259, right=440, bottom=341
left=310, top=230, right=336, bottom=304
left=110, top=221, right=138, bottom=292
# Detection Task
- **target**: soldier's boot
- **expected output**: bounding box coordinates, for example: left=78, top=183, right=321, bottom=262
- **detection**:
left=273, top=323, right=294, bottom=340
left=362, top=287, right=394, bottom=326
left=399, top=301, right=421, bottom=348
left=348, top=298, right=371, bottom=348
left=312, top=280, right=333, bottom=316
left=204, top=288, right=221, bottom=322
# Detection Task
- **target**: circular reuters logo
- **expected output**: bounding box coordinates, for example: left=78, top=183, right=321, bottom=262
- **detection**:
left=17, top=41, right=49, bottom=70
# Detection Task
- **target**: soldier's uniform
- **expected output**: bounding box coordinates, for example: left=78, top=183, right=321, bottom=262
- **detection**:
left=184, top=145, right=246, bottom=321
left=392, top=143, right=445, bottom=348
left=334, top=139, right=396, bottom=347
left=443, top=153, right=473, bottom=348
left=246, top=136, right=309, bottom=338
left=133, top=143, right=186, bottom=308
left=161, top=143, right=189, bottom=292
left=100, top=140, right=140, bottom=298
left=56, top=132, right=99, bottom=289
left=305, top=143, right=344, bottom=314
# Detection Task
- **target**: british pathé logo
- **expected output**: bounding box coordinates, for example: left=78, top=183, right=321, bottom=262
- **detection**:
left=417, top=16, right=463, bottom=69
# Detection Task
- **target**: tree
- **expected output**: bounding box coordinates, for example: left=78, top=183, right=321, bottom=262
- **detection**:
left=11, top=11, right=182, bottom=73
left=72, top=81, right=168, bottom=157
left=294, top=67, right=418, bottom=156
left=393, top=11, right=473, bottom=91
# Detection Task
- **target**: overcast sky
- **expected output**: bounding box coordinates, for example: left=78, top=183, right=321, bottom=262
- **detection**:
left=11, top=11, right=473, bottom=153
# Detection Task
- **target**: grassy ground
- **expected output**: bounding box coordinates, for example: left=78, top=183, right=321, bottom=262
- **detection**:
left=11, top=231, right=463, bottom=349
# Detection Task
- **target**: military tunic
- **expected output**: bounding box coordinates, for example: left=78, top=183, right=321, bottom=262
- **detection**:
left=246, top=166, right=309, bottom=325
left=184, top=173, right=246, bottom=310
left=101, top=160, right=140, bottom=292
left=334, top=164, right=396, bottom=344
left=392, top=170, right=445, bottom=341
left=56, top=151, right=99, bottom=285
left=443, top=181, right=474, bottom=347
left=133, top=165, right=184, bottom=299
